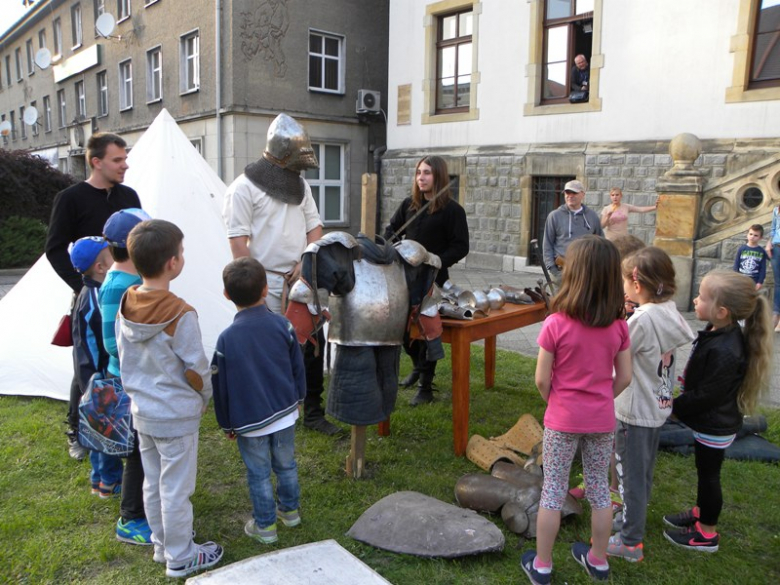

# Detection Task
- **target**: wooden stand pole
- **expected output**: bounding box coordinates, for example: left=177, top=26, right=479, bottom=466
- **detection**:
left=346, top=425, right=367, bottom=478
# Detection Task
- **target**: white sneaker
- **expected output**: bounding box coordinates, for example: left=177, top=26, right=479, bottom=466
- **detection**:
left=165, top=542, right=223, bottom=578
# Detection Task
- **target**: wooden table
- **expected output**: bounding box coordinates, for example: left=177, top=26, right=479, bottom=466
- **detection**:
left=438, top=302, right=546, bottom=455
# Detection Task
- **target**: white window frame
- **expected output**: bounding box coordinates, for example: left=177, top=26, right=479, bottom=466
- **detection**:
left=308, top=30, right=345, bottom=94
left=57, top=89, right=67, bottom=127
left=118, top=0, right=131, bottom=23
left=20, top=106, right=27, bottom=139
left=190, top=136, right=203, bottom=155
left=26, top=39, right=35, bottom=75
left=75, top=80, right=86, bottom=119
left=119, top=59, right=133, bottom=110
left=43, top=95, right=52, bottom=132
left=1, top=115, right=7, bottom=145
left=30, top=101, right=39, bottom=136
left=53, top=18, right=63, bottom=57
left=146, top=46, right=163, bottom=103
left=5, top=56, right=12, bottom=86
left=180, top=30, right=200, bottom=94
left=71, top=3, right=83, bottom=49
left=304, top=142, right=347, bottom=225
left=97, top=70, right=108, bottom=117
left=15, top=48, right=22, bottom=81
left=39, top=29, right=47, bottom=50
left=145, top=0, right=161, bottom=6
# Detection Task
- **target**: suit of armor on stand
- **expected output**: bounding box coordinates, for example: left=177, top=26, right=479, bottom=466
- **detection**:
left=286, top=232, right=442, bottom=431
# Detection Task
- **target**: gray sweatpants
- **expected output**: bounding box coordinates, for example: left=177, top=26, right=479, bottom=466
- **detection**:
left=614, top=420, right=662, bottom=547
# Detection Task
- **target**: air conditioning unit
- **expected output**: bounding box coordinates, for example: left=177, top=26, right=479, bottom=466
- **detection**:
left=356, top=89, right=381, bottom=115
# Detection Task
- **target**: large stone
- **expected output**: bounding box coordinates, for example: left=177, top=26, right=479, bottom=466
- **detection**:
left=347, top=491, right=505, bottom=558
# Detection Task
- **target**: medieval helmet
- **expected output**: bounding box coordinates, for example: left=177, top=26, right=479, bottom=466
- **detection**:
left=263, top=113, right=319, bottom=172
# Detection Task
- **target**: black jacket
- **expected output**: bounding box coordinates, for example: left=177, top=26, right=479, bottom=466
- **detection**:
left=672, top=324, right=746, bottom=435
left=384, top=197, right=469, bottom=286
left=45, top=181, right=141, bottom=292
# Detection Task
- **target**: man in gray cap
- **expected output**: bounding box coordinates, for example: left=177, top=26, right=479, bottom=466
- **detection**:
left=223, top=113, right=340, bottom=435
left=542, top=180, right=603, bottom=283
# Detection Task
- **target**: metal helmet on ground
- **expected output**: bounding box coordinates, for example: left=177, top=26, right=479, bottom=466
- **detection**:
left=263, top=113, right=319, bottom=172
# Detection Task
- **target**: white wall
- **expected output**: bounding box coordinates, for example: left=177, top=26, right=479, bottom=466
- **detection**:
left=388, top=0, right=780, bottom=150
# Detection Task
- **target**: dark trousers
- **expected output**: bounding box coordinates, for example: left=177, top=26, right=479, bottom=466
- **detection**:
left=302, top=329, right=326, bottom=423
left=67, top=374, right=81, bottom=434
left=695, top=441, right=726, bottom=526
left=402, top=334, right=437, bottom=382
left=120, top=434, right=146, bottom=521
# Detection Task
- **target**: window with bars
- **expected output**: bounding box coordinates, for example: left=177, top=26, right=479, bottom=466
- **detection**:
left=308, top=31, right=344, bottom=93
left=97, top=71, right=108, bottom=116
left=180, top=31, right=199, bottom=93
left=146, top=46, right=162, bottom=102
left=304, top=143, right=346, bottom=224
left=541, top=0, right=594, bottom=103
left=436, top=9, right=473, bottom=112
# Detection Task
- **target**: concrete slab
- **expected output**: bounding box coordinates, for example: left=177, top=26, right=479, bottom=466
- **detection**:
left=186, top=540, right=392, bottom=585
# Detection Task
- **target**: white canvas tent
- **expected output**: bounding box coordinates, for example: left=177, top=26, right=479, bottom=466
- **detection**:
left=0, top=109, right=235, bottom=401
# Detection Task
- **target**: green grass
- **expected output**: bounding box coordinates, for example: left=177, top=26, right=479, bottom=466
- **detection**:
left=1, top=348, right=778, bottom=584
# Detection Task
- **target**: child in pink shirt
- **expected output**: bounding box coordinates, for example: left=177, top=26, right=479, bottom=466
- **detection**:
left=522, top=236, right=632, bottom=585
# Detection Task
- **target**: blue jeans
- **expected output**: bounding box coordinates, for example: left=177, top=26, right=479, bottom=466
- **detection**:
left=237, top=425, right=299, bottom=529
left=89, top=449, right=124, bottom=486
left=771, top=245, right=780, bottom=314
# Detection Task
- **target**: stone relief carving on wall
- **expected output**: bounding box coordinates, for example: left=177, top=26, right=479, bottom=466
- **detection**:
left=240, top=0, right=290, bottom=77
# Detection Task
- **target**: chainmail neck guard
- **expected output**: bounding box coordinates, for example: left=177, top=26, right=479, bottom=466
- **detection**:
left=244, top=157, right=306, bottom=205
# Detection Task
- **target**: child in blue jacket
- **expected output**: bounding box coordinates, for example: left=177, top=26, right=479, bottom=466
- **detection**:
left=211, top=257, right=306, bottom=545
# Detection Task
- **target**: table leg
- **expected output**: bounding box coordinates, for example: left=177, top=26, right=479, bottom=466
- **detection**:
left=450, top=329, right=470, bottom=456
left=485, top=335, right=496, bottom=389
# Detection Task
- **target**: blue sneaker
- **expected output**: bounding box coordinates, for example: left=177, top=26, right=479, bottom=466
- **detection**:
left=116, top=517, right=153, bottom=546
left=571, top=542, right=610, bottom=581
left=520, top=550, right=552, bottom=585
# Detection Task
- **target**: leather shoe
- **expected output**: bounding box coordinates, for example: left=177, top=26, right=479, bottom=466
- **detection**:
left=304, top=417, right=344, bottom=436
left=409, top=389, right=434, bottom=406
left=400, top=371, right=420, bottom=388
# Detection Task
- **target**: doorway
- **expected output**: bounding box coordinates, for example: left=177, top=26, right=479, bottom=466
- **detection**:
left=529, top=175, right=575, bottom=265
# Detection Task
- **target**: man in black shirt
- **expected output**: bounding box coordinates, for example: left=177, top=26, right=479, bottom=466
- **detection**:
left=46, top=133, right=141, bottom=459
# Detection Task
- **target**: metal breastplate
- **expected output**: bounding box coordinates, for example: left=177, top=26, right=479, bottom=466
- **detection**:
left=328, top=259, right=409, bottom=346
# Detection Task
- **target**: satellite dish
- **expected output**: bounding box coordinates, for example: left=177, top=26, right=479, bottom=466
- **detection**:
left=0, top=120, right=11, bottom=137
left=23, top=107, right=39, bottom=126
left=95, top=13, right=116, bottom=38
left=34, top=48, right=51, bottom=69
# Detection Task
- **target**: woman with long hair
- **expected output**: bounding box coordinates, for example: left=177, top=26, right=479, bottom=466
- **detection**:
left=384, top=155, right=469, bottom=405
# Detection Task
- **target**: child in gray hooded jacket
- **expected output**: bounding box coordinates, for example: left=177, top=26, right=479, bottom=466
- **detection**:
left=607, top=247, right=695, bottom=563
left=117, top=219, right=223, bottom=579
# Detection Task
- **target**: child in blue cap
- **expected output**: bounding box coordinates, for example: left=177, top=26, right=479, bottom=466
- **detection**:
left=69, top=236, right=124, bottom=498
